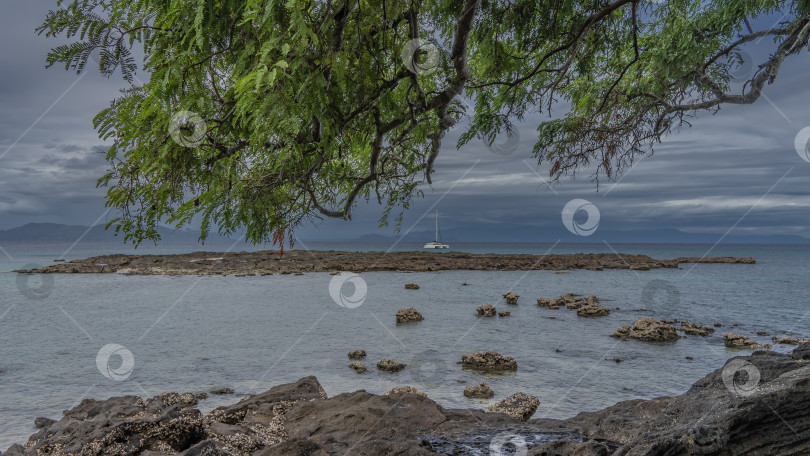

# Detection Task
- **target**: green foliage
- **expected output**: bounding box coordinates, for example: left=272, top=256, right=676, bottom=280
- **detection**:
left=37, top=0, right=810, bottom=245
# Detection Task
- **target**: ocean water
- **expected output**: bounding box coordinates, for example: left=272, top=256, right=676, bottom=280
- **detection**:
left=1, top=240, right=809, bottom=449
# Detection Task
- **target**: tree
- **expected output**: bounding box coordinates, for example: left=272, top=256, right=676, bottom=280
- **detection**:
left=38, top=0, right=810, bottom=245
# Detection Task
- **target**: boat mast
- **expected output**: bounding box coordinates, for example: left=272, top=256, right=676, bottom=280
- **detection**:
left=435, top=210, right=439, bottom=242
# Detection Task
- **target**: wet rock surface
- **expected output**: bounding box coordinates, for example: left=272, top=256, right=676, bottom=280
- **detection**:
left=15, top=251, right=755, bottom=276
left=463, top=382, right=495, bottom=399
left=476, top=303, right=497, bottom=317
left=347, top=349, right=366, bottom=359
left=611, top=318, right=680, bottom=342
left=386, top=386, right=428, bottom=398
left=576, top=298, right=610, bottom=317
left=377, top=358, right=407, bottom=372
left=5, top=349, right=810, bottom=455
left=396, top=307, right=424, bottom=323
left=502, top=292, right=520, bottom=304
left=405, top=283, right=420, bottom=290
left=773, top=335, right=810, bottom=345
left=460, top=351, right=517, bottom=372
left=348, top=362, right=366, bottom=373
left=724, top=333, right=772, bottom=349
left=497, top=310, right=511, bottom=317
left=485, top=393, right=540, bottom=422
left=678, top=320, right=714, bottom=337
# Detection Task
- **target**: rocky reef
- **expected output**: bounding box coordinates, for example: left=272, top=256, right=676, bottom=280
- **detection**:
left=459, top=351, right=518, bottom=372
left=5, top=346, right=809, bottom=455
left=724, top=333, right=772, bottom=349
left=475, top=304, right=496, bottom=317
left=395, top=307, right=424, bottom=323
left=611, top=318, right=681, bottom=342
left=16, top=251, right=756, bottom=276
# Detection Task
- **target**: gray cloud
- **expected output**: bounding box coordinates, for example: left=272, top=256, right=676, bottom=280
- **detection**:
left=2, top=1, right=810, bottom=243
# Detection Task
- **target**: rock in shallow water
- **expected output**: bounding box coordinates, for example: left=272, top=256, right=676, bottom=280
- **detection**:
left=377, top=358, right=406, bottom=372
left=460, top=351, right=517, bottom=372
left=724, top=333, right=772, bottom=349
left=347, top=349, right=366, bottom=359
left=463, top=382, right=495, bottom=399
left=476, top=303, right=497, bottom=317
left=485, top=392, right=540, bottom=421
left=395, top=307, right=424, bottom=323
left=611, top=318, right=680, bottom=342
left=349, top=362, right=366, bottom=373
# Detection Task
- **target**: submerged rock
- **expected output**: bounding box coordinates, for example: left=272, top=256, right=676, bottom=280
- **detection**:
left=679, top=320, right=715, bottom=336
left=773, top=335, right=810, bottom=345
left=377, top=358, right=406, bottom=372
left=348, top=349, right=367, bottom=359
left=385, top=386, right=427, bottom=398
left=576, top=298, right=610, bottom=317
left=349, top=362, right=367, bottom=373
left=498, top=310, right=511, bottom=317
left=463, top=382, right=495, bottom=399
left=485, top=392, right=540, bottom=421
left=460, top=351, right=517, bottom=372
left=395, top=307, right=424, bottom=323
left=502, top=292, right=520, bottom=304
left=724, top=333, right=772, bottom=349
left=611, top=318, right=680, bottom=342
left=476, top=303, right=497, bottom=317
left=209, top=387, right=235, bottom=395
left=404, top=283, right=420, bottom=290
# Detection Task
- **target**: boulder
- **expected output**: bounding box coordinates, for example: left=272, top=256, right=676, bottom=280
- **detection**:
left=679, top=320, right=714, bottom=336
left=347, top=349, right=366, bottom=359
left=611, top=318, right=680, bottom=342
left=209, top=387, right=235, bottom=395
left=463, top=382, right=494, bottom=399
left=404, top=283, right=420, bottom=290
left=33, top=417, right=55, bottom=429
left=502, top=292, right=520, bottom=304
left=376, top=359, right=406, bottom=372
left=349, top=362, right=366, bottom=373
left=724, top=333, right=771, bottom=349
left=395, top=307, right=423, bottom=323
left=773, top=336, right=810, bottom=345
left=476, top=303, right=497, bottom=317
left=460, top=351, right=517, bottom=372
left=497, top=310, right=511, bottom=317
left=385, top=386, right=427, bottom=398
left=537, top=297, right=561, bottom=309
left=576, top=299, right=610, bottom=317
left=485, top=392, right=539, bottom=421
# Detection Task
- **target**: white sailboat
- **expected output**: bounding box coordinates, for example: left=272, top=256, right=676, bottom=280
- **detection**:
left=423, top=210, right=450, bottom=249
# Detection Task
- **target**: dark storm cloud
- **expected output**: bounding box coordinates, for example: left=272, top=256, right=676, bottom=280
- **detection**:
left=1, top=1, right=809, bottom=242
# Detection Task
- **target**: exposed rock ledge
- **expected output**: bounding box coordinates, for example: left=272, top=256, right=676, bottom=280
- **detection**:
left=4, top=346, right=809, bottom=455
left=14, top=251, right=756, bottom=276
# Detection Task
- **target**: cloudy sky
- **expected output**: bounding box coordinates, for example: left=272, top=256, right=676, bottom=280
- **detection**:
left=2, top=1, right=810, bottom=243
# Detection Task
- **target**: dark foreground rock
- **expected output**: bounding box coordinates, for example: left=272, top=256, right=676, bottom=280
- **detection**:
left=5, top=346, right=810, bottom=455
left=15, top=251, right=755, bottom=276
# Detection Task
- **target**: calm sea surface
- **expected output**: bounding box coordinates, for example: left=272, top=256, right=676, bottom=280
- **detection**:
left=1, top=241, right=809, bottom=448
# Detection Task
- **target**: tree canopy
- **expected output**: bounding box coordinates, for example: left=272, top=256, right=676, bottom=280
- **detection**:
left=38, top=0, right=810, bottom=245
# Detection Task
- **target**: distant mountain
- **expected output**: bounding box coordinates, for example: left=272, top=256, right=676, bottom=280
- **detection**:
left=339, top=226, right=810, bottom=244
left=0, top=223, right=234, bottom=243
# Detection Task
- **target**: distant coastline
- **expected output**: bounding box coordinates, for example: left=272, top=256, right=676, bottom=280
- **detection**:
left=16, top=250, right=756, bottom=276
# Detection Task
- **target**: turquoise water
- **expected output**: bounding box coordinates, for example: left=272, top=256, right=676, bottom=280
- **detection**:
left=1, top=241, right=809, bottom=449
